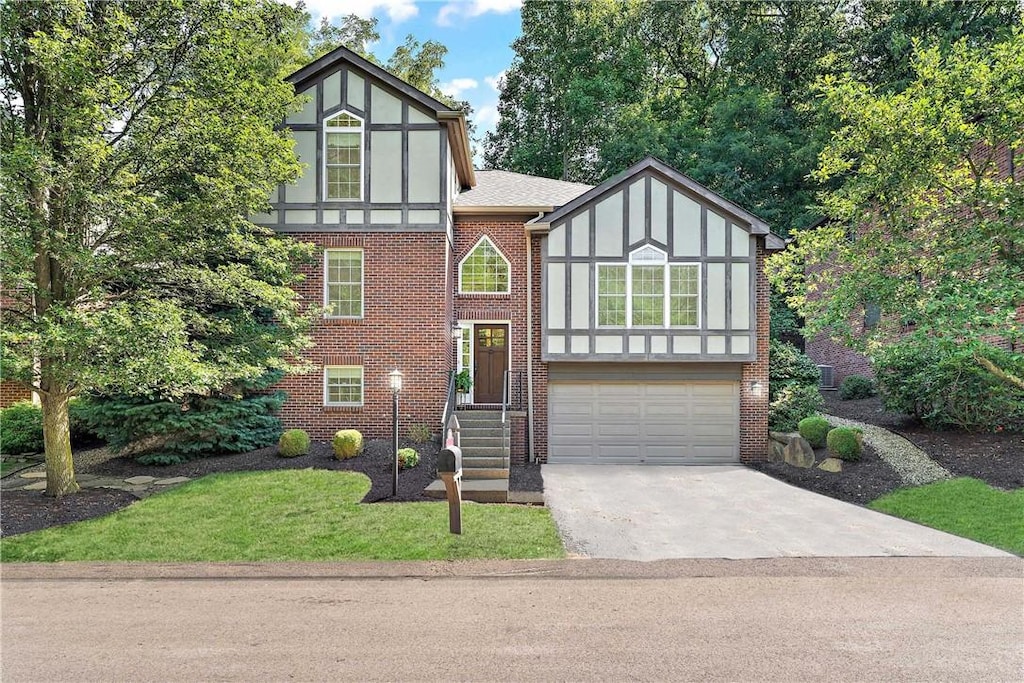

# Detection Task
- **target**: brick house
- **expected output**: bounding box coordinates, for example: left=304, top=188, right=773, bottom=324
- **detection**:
left=254, top=45, right=785, bottom=481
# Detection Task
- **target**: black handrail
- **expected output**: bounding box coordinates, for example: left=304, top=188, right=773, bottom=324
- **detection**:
left=441, top=368, right=456, bottom=437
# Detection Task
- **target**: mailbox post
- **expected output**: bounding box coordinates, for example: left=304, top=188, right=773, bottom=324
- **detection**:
left=438, top=413, right=463, bottom=534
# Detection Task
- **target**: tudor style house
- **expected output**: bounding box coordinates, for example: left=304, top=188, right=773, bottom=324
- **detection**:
left=256, top=46, right=783, bottom=487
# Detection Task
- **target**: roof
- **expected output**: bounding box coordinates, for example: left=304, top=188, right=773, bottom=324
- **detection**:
left=286, top=45, right=475, bottom=188
left=454, top=170, right=592, bottom=213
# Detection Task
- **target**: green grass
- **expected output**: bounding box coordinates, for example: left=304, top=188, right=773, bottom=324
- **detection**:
left=0, top=470, right=565, bottom=562
left=869, top=478, right=1024, bottom=555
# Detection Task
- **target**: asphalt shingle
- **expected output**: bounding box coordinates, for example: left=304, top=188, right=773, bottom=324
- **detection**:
left=455, top=170, right=592, bottom=209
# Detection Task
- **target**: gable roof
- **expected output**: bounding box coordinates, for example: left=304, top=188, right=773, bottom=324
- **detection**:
left=528, top=156, right=776, bottom=240
left=454, top=170, right=592, bottom=213
left=286, top=45, right=475, bottom=188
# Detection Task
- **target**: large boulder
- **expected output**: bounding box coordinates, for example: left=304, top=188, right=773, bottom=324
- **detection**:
left=782, top=436, right=815, bottom=469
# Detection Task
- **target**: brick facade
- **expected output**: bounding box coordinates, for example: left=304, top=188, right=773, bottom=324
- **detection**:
left=1, top=381, right=33, bottom=408
left=739, top=243, right=771, bottom=462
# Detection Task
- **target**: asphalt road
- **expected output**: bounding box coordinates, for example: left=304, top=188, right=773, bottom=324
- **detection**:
left=3, top=558, right=1022, bottom=682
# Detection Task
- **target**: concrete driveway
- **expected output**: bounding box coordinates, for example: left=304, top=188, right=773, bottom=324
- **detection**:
left=542, top=465, right=1012, bottom=560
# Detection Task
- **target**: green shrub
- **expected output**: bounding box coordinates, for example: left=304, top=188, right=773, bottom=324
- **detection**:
left=0, top=401, right=44, bottom=455
left=73, top=373, right=287, bottom=465
left=407, top=424, right=432, bottom=443
left=397, top=447, right=420, bottom=469
left=839, top=374, right=877, bottom=400
left=826, top=427, right=863, bottom=461
left=873, top=337, right=1024, bottom=432
left=798, top=415, right=831, bottom=448
left=769, top=384, right=825, bottom=432
left=278, top=429, right=310, bottom=458
left=769, top=339, right=820, bottom=402
left=332, top=429, right=363, bottom=460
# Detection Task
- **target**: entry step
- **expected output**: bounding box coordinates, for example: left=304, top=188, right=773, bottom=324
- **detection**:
left=424, top=478, right=508, bottom=503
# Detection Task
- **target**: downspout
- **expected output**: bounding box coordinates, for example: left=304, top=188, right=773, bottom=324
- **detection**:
left=525, top=213, right=544, bottom=463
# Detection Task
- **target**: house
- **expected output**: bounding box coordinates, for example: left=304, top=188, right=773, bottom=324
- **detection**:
left=256, top=45, right=784, bottom=479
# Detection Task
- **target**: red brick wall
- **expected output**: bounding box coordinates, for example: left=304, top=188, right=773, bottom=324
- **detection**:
left=529, top=233, right=549, bottom=463
left=274, top=232, right=451, bottom=441
left=740, top=242, right=772, bottom=462
left=1, top=381, right=33, bottom=408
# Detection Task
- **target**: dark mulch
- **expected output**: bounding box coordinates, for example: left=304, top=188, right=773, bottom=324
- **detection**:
left=1, top=437, right=441, bottom=538
left=823, top=393, right=1024, bottom=490
left=749, top=443, right=898, bottom=506
left=510, top=463, right=543, bottom=492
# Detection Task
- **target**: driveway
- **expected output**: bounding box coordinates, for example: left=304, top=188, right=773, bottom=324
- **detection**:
left=542, top=465, right=1012, bottom=560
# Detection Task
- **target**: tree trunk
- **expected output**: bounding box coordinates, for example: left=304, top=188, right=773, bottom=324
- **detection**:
left=41, top=390, right=79, bottom=497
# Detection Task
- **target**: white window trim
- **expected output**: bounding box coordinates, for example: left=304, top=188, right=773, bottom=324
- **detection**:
left=595, top=246, right=701, bottom=330
left=455, top=319, right=513, bottom=405
left=323, top=248, right=364, bottom=320
left=323, top=365, right=364, bottom=407
left=458, top=235, right=512, bottom=295
left=323, top=110, right=364, bottom=202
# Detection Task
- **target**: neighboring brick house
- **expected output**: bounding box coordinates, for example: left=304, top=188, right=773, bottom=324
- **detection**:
left=238, top=46, right=788, bottom=465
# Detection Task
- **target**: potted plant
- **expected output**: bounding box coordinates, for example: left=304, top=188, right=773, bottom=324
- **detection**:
left=455, top=370, right=472, bottom=404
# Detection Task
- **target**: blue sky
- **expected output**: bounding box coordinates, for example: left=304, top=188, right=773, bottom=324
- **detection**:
left=300, top=0, right=523, bottom=147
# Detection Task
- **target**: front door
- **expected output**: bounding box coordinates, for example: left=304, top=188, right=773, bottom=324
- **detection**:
left=473, top=324, right=508, bottom=404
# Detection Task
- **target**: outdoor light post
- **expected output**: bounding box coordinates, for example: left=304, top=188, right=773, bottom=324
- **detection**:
left=389, top=369, right=403, bottom=498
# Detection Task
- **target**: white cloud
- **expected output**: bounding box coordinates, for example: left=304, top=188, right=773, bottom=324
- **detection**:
left=437, top=0, right=521, bottom=27
left=483, top=71, right=506, bottom=93
left=300, top=0, right=419, bottom=23
left=439, top=77, right=479, bottom=99
left=474, top=103, right=500, bottom=129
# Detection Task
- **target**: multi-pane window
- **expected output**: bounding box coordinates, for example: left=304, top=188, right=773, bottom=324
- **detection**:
left=325, top=249, right=363, bottom=318
left=459, top=237, right=510, bottom=294
left=325, top=366, right=363, bottom=406
left=596, top=247, right=700, bottom=328
left=459, top=326, right=471, bottom=371
left=325, top=112, right=362, bottom=200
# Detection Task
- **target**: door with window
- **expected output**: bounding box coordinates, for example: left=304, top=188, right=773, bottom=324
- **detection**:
left=473, top=325, right=508, bottom=404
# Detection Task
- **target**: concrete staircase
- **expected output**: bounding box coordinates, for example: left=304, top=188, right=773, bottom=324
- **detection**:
left=425, top=410, right=508, bottom=503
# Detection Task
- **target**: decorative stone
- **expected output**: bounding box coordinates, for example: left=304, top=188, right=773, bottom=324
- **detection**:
left=768, top=439, right=785, bottom=463
left=22, top=481, right=47, bottom=490
left=783, top=437, right=815, bottom=469
left=123, top=476, right=156, bottom=485
left=818, top=457, right=843, bottom=473
left=19, top=471, right=47, bottom=479
left=154, top=476, right=190, bottom=486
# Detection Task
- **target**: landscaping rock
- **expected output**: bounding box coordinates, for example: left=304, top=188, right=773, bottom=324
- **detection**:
left=818, top=458, right=843, bottom=473
left=23, top=481, right=47, bottom=490
left=768, top=439, right=785, bottom=462
left=123, top=476, right=156, bottom=485
left=19, top=471, right=47, bottom=479
left=154, top=476, right=190, bottom=486
left=783, top=437, right=815, bottom=469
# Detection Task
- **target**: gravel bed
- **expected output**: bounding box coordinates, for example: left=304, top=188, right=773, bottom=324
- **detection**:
left=823, top=414, right=952, bottom=487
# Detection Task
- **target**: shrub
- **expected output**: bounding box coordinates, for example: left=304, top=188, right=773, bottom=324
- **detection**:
left=839, top=375, right=877, bottom=400
left=769, top=339, right=820, bottom=402
left=332, top=429, right=363, bottom=460
left=407, top=424, right=432, bottom=443
left=278, top=429, right=310, bottom=458
left=0, top=401, right=44, bottom=455
left=826, top=427, right=863, bottom=461
left=73, top=373, right=287, bottom=465
left=769, top=384, right=825, bottom=432
left=873, top=337, right=1024, bottom=432
left=798, top=415, right=831, bottom=448
left=455, top=370, right=472, bottom=393
left=397, top=447, right=420, bottom=469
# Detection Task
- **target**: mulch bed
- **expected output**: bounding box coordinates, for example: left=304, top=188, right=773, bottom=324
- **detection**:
left=1, top=489, right=139, bottom=539
left=749, top=443, right=898, bottom=506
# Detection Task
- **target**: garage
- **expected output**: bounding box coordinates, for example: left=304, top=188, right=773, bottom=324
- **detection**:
left=547, top=381, right=740, bottom=464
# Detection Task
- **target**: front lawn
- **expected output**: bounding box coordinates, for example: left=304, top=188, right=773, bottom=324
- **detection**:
left=0, top=470, right=565, bottom=562
left=869, top=478, right=1024, bottom=555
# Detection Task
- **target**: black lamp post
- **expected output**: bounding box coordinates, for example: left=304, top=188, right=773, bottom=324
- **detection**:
left=389, top=368, right=403, bottom=498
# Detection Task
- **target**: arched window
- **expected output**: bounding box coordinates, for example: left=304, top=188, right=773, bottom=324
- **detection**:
left=324, top=111, right=363, bottom=201
left=596, top=245, right=699, bottom=328
left=459, top=236, right=510, bottom=294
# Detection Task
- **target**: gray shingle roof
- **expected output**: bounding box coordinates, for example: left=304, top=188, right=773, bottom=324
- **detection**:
left=454, top=170, right=592, bottom=209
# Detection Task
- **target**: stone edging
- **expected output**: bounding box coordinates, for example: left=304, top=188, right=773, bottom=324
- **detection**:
left=822, top=414, right=952, bottom=487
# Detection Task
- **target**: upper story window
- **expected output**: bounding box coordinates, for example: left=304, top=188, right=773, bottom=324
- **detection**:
left=459, top=236, right=510, bottom=294
left=324, top=111, right=363, bottom=201
left=597, top=246, right=699, bottom=328
left=324, top=249, right=363, bottom=318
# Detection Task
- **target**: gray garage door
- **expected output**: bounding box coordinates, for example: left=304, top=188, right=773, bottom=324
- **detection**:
left=548, top=381, right=740, bottom=464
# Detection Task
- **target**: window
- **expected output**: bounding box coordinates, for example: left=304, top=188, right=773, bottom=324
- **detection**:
left=458, top=326, right=472, bottom=372
left=596, top=246, right=699, bottom=329
left=324, top=111, right=362, bottom=201
left=459, top=236, right=510, bottom=294
left=324, top=366, right=363, bottom=406
left=324, top=249, right=363, bottom=318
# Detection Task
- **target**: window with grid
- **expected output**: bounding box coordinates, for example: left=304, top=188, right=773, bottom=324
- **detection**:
left=325, top=366, right=363, bottom=406
left=631, top=265, right=665, bottom=327
left=325, top=112, right=362, bottom=201
left=325, top=249, right=363, bottom=318
left=669, top=265, right=699, bottom=326
left=597, top=265, right=627, bottom=326
left=459, top=326, right=471, bottom=371
left=459, top=237, right=510, bottom=293
left=595, top=246, right=700, bottom=329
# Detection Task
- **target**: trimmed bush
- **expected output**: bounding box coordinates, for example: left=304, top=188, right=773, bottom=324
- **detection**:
left=839, top=374, right=877, bottom=400
left=407, top=424, right=432, bottom=443
left=0, top=401, right=44, bottom=455
left=278, top=429, right=310, bottom=458
left=798, top=415, right=831, bottom=448
left=397, top=447, right=420, bottom=469
left=769, top=384, right=824, bottom=432
left=826, top=427, right=863, bottom=461
left=332, top=429, right=363, bottom=460
left=768, top=339, right=821, bottom=402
